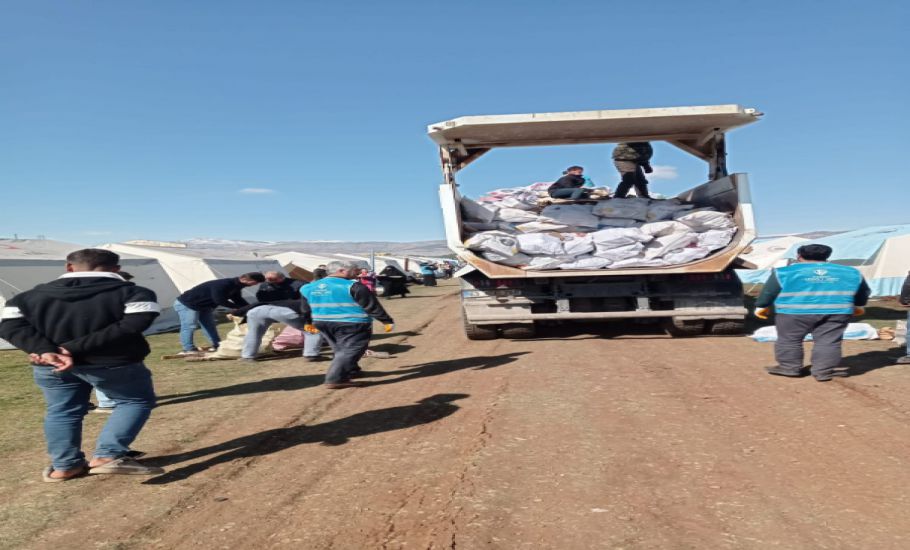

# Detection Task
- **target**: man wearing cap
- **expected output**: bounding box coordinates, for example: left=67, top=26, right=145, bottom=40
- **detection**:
left=754, top=244, right=871, bottom=381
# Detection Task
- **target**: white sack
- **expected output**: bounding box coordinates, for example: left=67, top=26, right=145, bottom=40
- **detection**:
left=593, top=198, right=650, bottom=221
left=750, top=323, right=879, bottom=342
left=495, top=208, right=540, bottom=223
left=645, top=200, right=695, bottom=222
left=464, top=231, right=519, bottom=257
left=593, top=242, right=645, bottom=262
left=493, top=195, right=537, bottom=211
left=515, top=221, right=570, bottom=233
left=540, top=204, right=600, bottom=230
left=523, top=255, right=572, bottom=270
left=675, top=210, right=735, bottom=231
left=662, top=246, right=712, bottom=264
left=640, top=220, right=691, bottom=238
left=561, top=233, right=595, bottom=256
left=481, top=251, right=533, bottom=267
left=463, top=221, right=500, bottom=232
left=517, top=233, right=565, bottom=256
left=643, top=231, right=698, bottom=259
left=697, top=228, right=736, bottom=251
left=461, top=196, right=498, bottom=223
left=597, top=218, right=641, bottom=228
left=609, top=256, right=671, bottom=268
left=590, top=227, right=652, bottom=248
left=558, top=255, right=612, bottom=270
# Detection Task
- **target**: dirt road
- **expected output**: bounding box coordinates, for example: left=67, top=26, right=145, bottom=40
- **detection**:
left=8, top=283, right=910, bottom=549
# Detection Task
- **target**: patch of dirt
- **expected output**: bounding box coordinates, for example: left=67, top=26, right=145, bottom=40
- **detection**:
left=6, top=282, right=910, bottom=549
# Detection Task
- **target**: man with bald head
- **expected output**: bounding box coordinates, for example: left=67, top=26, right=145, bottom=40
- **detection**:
left=256, top=271, right=304, bottom=303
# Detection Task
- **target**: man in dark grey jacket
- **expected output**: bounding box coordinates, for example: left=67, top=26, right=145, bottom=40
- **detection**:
left=612, top=142, right=654, bottom=198
left=0, top=249, right=164, bottom=481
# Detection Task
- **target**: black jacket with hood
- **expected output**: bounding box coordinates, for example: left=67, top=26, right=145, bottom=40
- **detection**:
left=0, top=272, right=160, bottom=366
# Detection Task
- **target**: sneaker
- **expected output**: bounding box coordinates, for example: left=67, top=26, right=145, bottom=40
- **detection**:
left=175, top=350, right=202, bottom=357
left=239, top=357, right=257, bottom=363
left=91, top=406, right=115, bottom=414
left=765, top=366, right=806, bottom=378
left=896, top=356, right=910, bottom=365
left=88, top=457, right=164, bottom=476
left=302, top=356, right=326, bottom=362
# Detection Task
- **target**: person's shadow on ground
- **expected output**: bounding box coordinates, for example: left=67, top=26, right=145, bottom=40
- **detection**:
left=142, top=393, right=469, bottom=484
left=841, top=347, right=907, bottom=377
left=155, top=352, right=527, bottom=406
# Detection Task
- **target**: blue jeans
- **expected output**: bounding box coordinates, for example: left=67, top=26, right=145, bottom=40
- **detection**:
left=173, top=299, right=220, bottom=352
left=241, top=305, right=306, bottom=359
left=32, top=362, right=156, bottom=471
left=549, top=187, right=587, bottom=200
left=95, top=388, right=116, bottom=408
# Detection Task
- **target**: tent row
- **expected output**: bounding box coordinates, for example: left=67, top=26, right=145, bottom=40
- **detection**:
left=0, top=239, right=435, bottom=349
left=736, top=224, right=910, bottom=297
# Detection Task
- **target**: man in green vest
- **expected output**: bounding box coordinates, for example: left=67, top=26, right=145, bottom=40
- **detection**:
left=754, top=244, right=870, bottom=381
left=301, top=261, right=394, bottom=389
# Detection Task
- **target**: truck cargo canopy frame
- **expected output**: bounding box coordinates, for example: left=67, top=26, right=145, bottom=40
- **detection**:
left=429, top=104, right=761, bottom=180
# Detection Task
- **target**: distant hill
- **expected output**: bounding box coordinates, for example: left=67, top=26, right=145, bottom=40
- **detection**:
left=181, top=238, right=452, bottom=258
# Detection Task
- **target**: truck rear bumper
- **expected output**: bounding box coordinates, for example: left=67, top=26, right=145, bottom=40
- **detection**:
left=467, top=307, right=748, bottom=324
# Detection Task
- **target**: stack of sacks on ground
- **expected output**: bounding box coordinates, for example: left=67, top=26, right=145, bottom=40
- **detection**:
left=461, top=185, right=737, bottom=270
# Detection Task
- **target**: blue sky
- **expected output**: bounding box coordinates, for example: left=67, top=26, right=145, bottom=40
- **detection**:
left=1, top=0, right=907, bottom=245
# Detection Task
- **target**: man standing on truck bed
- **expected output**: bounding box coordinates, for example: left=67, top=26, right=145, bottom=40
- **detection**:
left=754, top=244, right=870, bottom=381
left=612, top=142, right=654, bottom=198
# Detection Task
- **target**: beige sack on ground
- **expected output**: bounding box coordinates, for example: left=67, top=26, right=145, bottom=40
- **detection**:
left=203, top=316, right=282, bottom=359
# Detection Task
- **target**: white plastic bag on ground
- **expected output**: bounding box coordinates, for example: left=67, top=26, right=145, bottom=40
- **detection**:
left=517, top=233, right=565, bottom=256
left=598, top=218, right=640, bottom=228
left=558, top=255, right=612, bottom=270
left=481, top=251, right=533, bottom=267
left=643, top=231, right=698, bottom=259
left=593, top=242, right=645, bottom=262
left=540, top=204, right=600, bottom=230
left=515, top=220, right=570, bottom=233
left=465, top=231, right=519, bottom=257
left=562, top=233, right=595, bottom=256
left=461, top=196, right=498, bottom=223
left=675, top=210, right=735, bottom=231
left=593, top=198, right=650, bottom=220
left=750, top=323, right=880, bottom=342
left=645, top=200, right=695, bottom=222
left=590, top=227, right=652, bottom=248
left=697, top=228, right=736, bottom=251
left=495, top=208, right=540, bottom=223
left=640, top=220, right=691, bottom=238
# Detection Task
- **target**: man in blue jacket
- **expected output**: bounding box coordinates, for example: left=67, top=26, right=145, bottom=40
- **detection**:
left=173, top=272, right=265, bottom=355
left=0, top=249, right=164, bottom=480
left=755, top=244, right=871, bottom=381
left=301, top=261, right=394, bottom=389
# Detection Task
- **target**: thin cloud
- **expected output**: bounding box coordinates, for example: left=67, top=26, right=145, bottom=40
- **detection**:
left=238, top=187, right=277, bottom=195
left=648, top=165, right=679, bottom=180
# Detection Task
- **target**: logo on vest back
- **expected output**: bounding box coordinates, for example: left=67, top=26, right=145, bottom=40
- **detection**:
left=814, top=269, right=828, bottom=276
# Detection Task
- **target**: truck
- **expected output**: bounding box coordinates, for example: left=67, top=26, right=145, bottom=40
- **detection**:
left=426, top=104, right=763, bottom=339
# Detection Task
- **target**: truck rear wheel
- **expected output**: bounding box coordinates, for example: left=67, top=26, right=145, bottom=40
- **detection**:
left=500, top=323, right=536, bottom=339
left=708, top=319, right=746, bottom=336
left=663, top=317, right=706, bottom=337
left=464, top=319, right=499, bottom=340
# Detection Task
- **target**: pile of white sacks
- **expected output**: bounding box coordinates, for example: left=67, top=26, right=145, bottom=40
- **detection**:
left=461, top=185, right=737, bottom=270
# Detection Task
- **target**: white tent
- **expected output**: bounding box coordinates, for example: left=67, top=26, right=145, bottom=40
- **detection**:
left=333, top=253, right=408, bottom=275
left=855, top=233, right=910, bottom=296
left=736, top=236, right=809, bottom=284
left=100, top=243, right=282, bottom=300
left=0, top=239, right=183, bottom=349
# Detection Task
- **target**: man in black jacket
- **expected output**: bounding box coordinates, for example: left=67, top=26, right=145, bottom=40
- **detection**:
left=0, top=249, right=164, bottom=480
left=547, top=165, right=590, bottom=200
left=173, top=272, right=264, bottom=355
left=256, top=271, right=304, bottom=303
